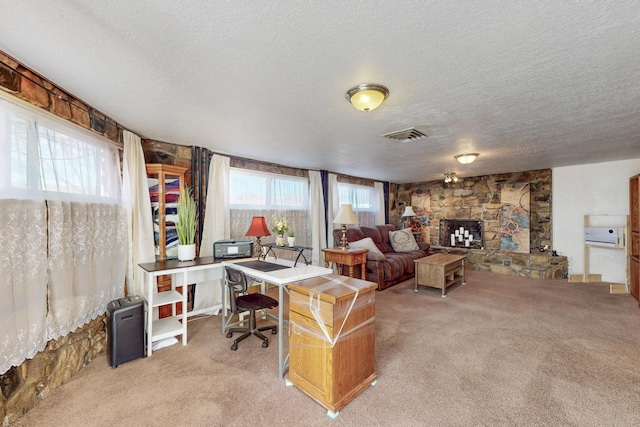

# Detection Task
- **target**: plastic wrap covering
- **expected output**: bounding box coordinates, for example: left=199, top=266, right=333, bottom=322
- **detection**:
left=287, top=274, right=377, bottom=416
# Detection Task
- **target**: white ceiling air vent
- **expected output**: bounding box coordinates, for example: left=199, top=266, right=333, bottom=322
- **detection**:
left=381, top=127, right=428, bottom=143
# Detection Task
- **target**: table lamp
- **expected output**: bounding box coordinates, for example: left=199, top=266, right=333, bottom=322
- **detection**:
left=333, top=204, right=358, bottom=250
left=245, top=216, right=271, bottom=260
left=402, top=206, right=417, bottom=229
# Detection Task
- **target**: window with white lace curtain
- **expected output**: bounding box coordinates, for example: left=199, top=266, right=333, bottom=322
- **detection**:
left=337, top=182, right=376, bottom=226
left=0, top=95, right=125, bottom=375
left=229, top=168, right=309, bottom=258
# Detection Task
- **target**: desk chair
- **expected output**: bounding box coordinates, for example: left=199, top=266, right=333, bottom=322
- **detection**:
left=223, top=266, right=278, bottom=350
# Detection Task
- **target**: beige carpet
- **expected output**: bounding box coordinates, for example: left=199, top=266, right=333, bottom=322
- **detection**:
left=11, top=270, right=640, bottom=427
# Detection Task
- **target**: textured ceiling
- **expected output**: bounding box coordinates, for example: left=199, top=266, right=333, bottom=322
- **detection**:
left=1, top=1, right=639, bottom=183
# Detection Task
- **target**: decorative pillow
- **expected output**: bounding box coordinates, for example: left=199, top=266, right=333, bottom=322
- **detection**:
left=389, top=228, right=419, bottom=252
left=348, top=237, right=387, bottom=261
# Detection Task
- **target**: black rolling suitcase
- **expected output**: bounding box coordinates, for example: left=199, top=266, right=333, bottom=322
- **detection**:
left=106, top=295, right=145, bottom=368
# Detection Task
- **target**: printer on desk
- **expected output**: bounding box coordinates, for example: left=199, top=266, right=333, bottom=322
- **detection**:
left=214, top=240, right=253, bottom=259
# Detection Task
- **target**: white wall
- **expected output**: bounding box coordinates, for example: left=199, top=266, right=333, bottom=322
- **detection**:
left=553, top=158, right=640, bottom=284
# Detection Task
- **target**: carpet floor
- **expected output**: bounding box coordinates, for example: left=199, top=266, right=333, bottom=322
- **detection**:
left=11, top=270, right=640, bottom=427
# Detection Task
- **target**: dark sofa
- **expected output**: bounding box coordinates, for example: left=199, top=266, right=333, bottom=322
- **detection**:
left=332, top=224, right=430, bottom=290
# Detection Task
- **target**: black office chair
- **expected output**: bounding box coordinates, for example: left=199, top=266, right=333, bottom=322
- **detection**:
left=223, top=266, right=278, bottom=350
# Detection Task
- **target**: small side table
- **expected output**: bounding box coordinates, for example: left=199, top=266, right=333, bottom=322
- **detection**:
left=322, top=247, right=368, bottom=278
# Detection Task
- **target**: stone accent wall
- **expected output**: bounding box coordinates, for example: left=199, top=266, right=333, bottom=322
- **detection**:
left=430, top=247, right=568, bottom=280
left=1, top=317, right=106, bottom=425
left=395, top=169, right=560, bottom=279
left=231, top=156, right=310, bottom=179
left=0, top=51, right=125, bottom=145
left=142, top=139, right=193, bottom=172
left=395, top=169, right=552, bottom=251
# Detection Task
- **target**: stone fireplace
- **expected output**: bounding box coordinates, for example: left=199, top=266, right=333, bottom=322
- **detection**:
left=439, top=219, right=484, bottom=249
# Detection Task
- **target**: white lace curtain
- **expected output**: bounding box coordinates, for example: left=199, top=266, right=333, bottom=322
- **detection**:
left=0, top=94, right=125, bottom=374
left=46, top=202, right=126, bottom=340
left=0, top=199, right=48, bottom=373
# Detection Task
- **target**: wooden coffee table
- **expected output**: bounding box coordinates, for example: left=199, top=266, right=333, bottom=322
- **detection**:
left=414, top=253, right=466, bottom=297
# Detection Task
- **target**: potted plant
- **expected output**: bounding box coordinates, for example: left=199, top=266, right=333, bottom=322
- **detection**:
left=287, top=230, right=296, bottom=247
left=272, top=214, right=290, bottom=246
left=176, top=184, right=197, bottom=261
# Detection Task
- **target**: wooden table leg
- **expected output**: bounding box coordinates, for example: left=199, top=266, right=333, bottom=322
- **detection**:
left=461, top=260, right=466, bottom=285
left=348, top=265, right=354, bottom=278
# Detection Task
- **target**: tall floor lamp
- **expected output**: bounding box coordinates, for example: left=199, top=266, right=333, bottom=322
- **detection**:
left=333, top=204, right=358, bottom=250
left=245, top=216, right=271, bottom=260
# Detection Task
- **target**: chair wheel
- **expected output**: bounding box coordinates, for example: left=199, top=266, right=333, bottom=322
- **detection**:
left=262, top=339, right=268, bottom=348
left=231, top=343, right=238, bottom=351
left=226, top=332, right=232, bottom=338
left=271, top=328, right=277, bottom=335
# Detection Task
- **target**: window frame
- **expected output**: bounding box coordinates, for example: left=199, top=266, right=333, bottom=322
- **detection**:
left=0, top=93, right=121, bottom=203
left=229, top=167, right=309, bottom=210
left=337, top=181, right=375, bottom=211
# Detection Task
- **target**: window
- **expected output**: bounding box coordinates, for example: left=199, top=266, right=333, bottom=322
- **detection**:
left=229, top=168, right=310, bottom=254
left=230, top=168, right=308, bottom=209
left=337, top=182, right=376, bottom=226
left=1, top=95, right=121, bottom=202
left=0, top=93, right=124, bottom=375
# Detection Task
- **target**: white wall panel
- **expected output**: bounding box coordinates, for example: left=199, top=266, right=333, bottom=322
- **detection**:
left=553, top=159, right=640, bottom=284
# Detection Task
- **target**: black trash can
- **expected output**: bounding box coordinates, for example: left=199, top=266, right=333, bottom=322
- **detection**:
left=106, top=295, right=145, bottom=368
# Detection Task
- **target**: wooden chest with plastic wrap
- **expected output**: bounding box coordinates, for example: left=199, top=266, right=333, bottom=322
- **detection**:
left=287, top=274, right=377, bottom=417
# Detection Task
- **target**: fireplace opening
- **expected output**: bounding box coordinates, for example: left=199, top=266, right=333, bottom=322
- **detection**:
left=439, top=219, right=484, bottom=249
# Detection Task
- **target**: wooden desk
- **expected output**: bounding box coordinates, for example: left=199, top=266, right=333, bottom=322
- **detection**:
left=322, top=247, right=368, bottom=278
left=414, top=253, right=466, bottom=297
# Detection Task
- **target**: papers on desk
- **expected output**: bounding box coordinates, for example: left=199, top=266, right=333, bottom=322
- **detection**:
left=235, top=260, right=291, bottom=272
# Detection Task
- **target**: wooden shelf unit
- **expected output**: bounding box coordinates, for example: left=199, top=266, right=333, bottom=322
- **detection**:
left=630, top=174, right=639, bottom=304
left=146, top=164, right=189, bottom=318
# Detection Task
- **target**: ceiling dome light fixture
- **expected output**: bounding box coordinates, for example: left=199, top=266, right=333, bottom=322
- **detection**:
left=346, top=83, right=389, bottom=112
left=444, top=173, right=459, bottom=183
left=455, top=153, right=479, bottom=164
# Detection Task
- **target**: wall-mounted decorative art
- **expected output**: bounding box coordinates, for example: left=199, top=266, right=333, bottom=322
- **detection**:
left=411, top=190, right=431, bottom=243
left=500, top=183, right=530, bottom=253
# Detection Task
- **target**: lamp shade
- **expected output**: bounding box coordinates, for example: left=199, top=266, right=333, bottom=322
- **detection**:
left=245, top=216, right=271, bottom=237
left=346, top=83, right=389, bottom=112
left=402, top=206, right=417, bottom=217
left=332, top=204, right=358, bottom=225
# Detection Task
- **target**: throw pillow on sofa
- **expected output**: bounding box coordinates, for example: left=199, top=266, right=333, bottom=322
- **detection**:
left=389, top=228, right=419, bottom=252
left=348, top=237, right=387, bottom=261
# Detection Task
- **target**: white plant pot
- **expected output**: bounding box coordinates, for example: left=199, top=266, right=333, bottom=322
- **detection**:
left=177, top=244, right=196, bottom=261
left=287, top=237, right=296, bottom=247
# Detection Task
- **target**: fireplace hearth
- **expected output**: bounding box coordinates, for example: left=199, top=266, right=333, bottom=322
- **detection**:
left=439, top=219, right=484, bottom=249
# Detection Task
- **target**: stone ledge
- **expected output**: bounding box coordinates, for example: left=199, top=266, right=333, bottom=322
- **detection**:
left=430, top=246, right=568, bottom=280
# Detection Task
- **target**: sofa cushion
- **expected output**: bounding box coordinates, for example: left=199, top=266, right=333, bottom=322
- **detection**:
left=360, top=224, right=396, bottom=253
left=348, top=237, right=387, bottom=261
left=389, top=228, right=420, bottom=252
